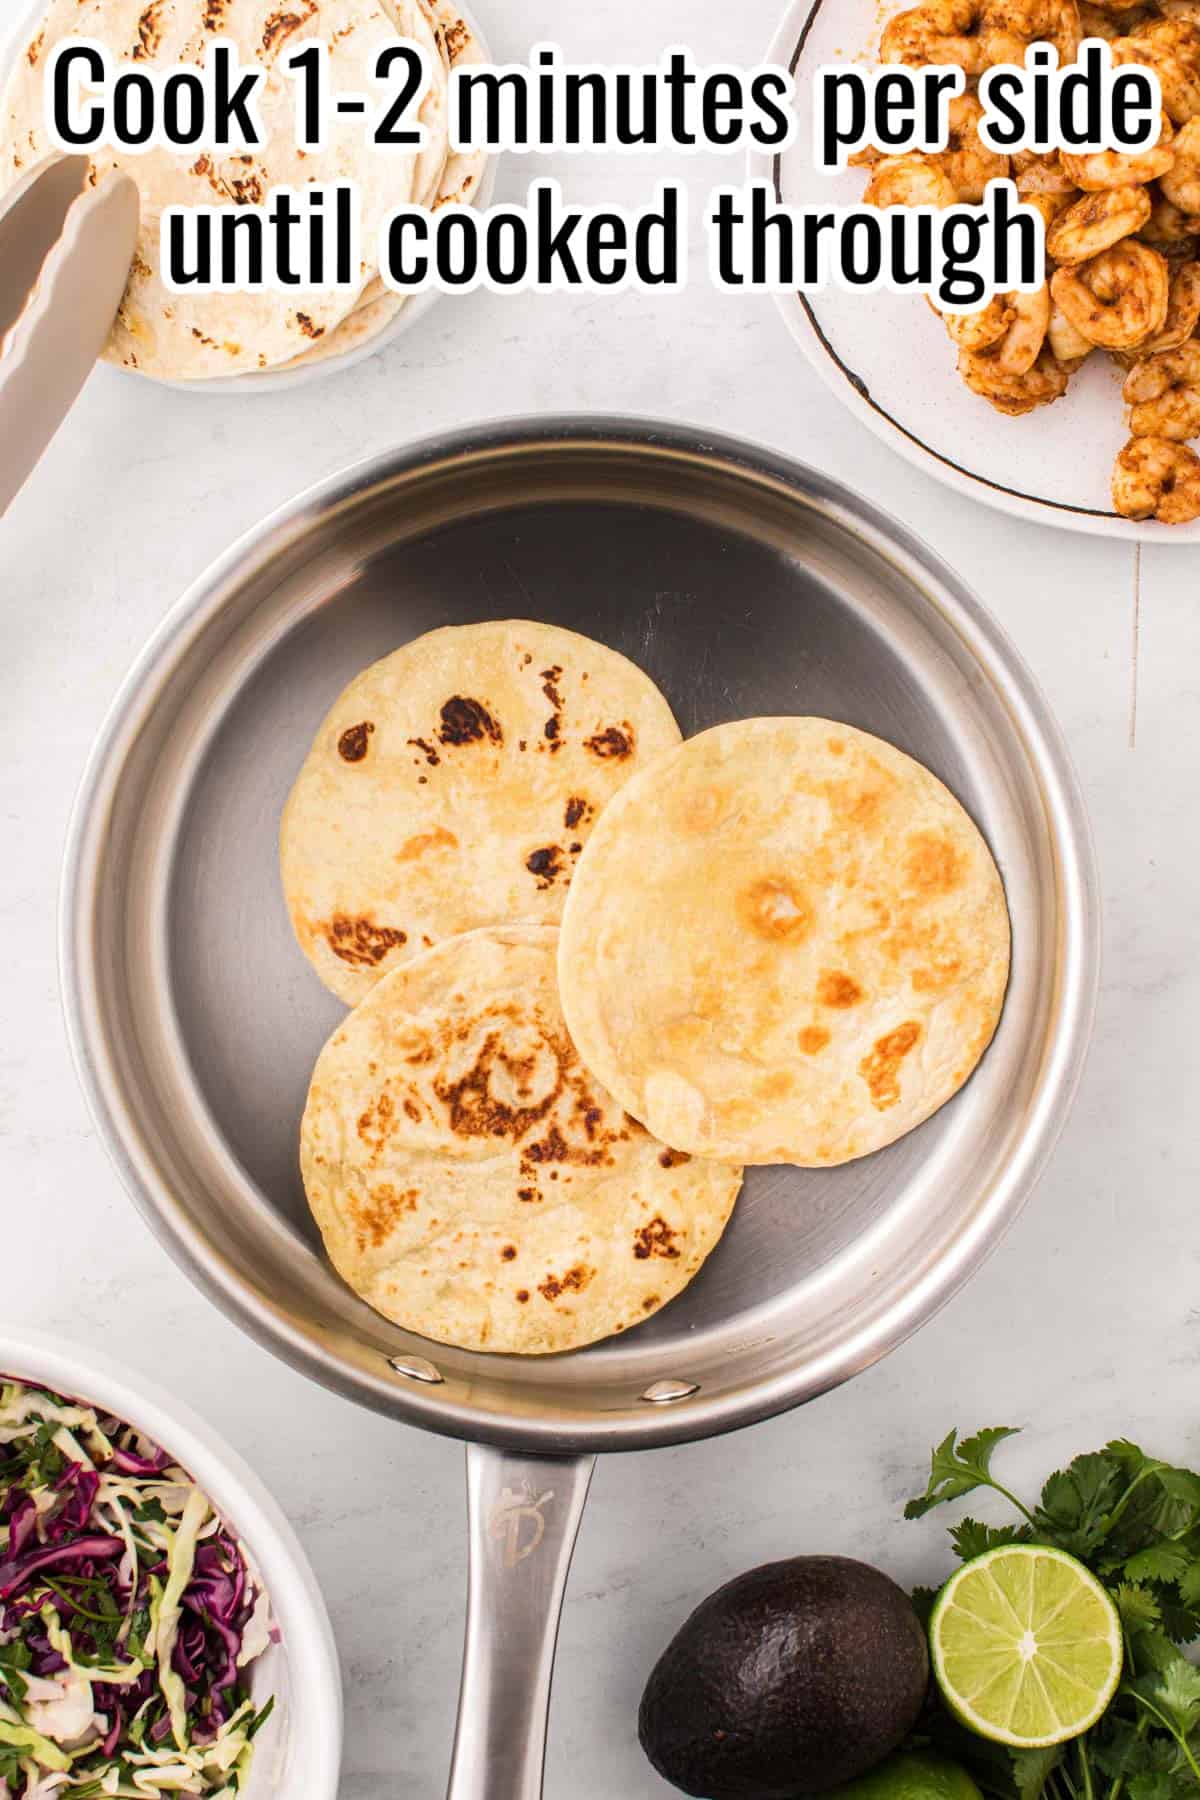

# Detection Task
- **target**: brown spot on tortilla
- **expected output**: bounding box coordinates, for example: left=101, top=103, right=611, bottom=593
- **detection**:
left=564, top=796, right=591, bottom=830
left=798, top=1026, right=831, bottom=1055
left=658, top=1148, right=691, bottom=1167
left=541, top=665, right=563, bottom=707
left=397, top=826, right=457, bottom=862
left=357, top=1093, right=394, bottom=1153
left=517, top=1187, right=537, bottom=1203
left=634, top=1216, right=681, bottom=1260
left=326, top=914, right=406, bottom=968
left=738, top=876, right=813, bottom=943
left=203, top=0, right=228, bottom=27
left=642, top=1294, right=660, bottom=1310
left=501, top=1244, right=517, bottom=1261
left=859, top=1021, right=922, bottom=1111
left=817, top=970, right=864, bottom=1008
left=434, top=1031, right=562, bottom=1141
left=827, top=737, right=845, bottom=754
left=337, top=721, right=373, bottom=762
left=297, top=311, right=323, bottom=339
left=585, top=724, right=633, bottom=759
left=538, top=1264, right=593, bottom=1302
left=350, top=1182, right=418, bottom=1251
left=262, top=1, right=316, bottom=56
left=904, top=831, right=966, bottom=897
left=133, top=1, right=163, bottom=58
left=442, top=14, right=470, bottom=59
left=26, top=30, right=44, bottom=65
left=438, top=696, right=502, bottom=747
left=525, top=846, right=563, bottom=888
left=515, top=1289, right=530, bottom=1302
left=408, top=737, right=440, bottom=767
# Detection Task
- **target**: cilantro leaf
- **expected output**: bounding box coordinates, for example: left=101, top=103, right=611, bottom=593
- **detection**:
left=1125, top=1543, right=1193, bottom=1586
left=904, top=1427, right=1025, bottom=1521
left=950, top=1518, right=1031, bottom=1562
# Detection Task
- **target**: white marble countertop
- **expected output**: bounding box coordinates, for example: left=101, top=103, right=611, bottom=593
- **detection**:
left=3, top=0, right=1197, bottom=1794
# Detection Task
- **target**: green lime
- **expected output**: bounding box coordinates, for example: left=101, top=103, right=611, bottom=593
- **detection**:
left=929, top=1544, right=1122, bottom=1748
left=828, top=1751, right=984, bottom=1800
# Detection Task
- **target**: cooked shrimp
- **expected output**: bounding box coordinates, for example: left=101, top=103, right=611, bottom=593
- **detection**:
left=986, top=283, right=1053, bottom=371
left=1159, top=117, right=1200, bottom=212
left=1136, top=258, right=1200, bottom=350
left=1023, top=189, right=1082, bottom=235
left=1117, top=18, right=1200, bottom=123
left=1112, top=433, right=1200, bottom=518
left=1051, top=240, right=1171, bottom=344
left=1015, top=150, right=1079, bottom=195
left=1046, top=184, right=1152, bottom=260
left=881, top=0, right=992, bottom=72
left=1124, top=341, right=1200, bottom=436
left=864, top=155, right=959, bottom=209
left=1138, top=183, right=1200, bottom=249
left=999, top=0, right=1082, bottom=59
left=1047, top=298, right=1097, bottom=361
left=1060, top=115, right=1176, bottom=189
left=958, top=345, right=1072, bottom=412
left=1078, top=0, right=1151, bottom=37
left=942, top=294, right=1013, bottom=351
left=939, top=93, right=1010, bottom=201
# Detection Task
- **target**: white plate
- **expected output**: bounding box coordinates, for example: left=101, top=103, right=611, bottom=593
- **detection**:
left=0, top=0, right=495, bottom=394
left=749, top=0, right=1200, bottom=543
left=0, top=1327, right=343, bottom=1800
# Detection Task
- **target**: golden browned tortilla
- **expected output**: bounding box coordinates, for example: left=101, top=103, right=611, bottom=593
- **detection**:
left=558, top=717, right=1011, bottom=1167
left=299, top=926, right=743, bottom=1353
left=280, top=620, right=682, bottom=1004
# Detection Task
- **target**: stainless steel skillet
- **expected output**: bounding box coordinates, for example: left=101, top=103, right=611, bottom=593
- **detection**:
left=61, top=418, right=1099, bottom=1798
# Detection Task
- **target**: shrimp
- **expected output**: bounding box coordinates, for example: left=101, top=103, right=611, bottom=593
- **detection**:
left=942, top=294, right=1013, bottom=351
left=958, top=345, right=1072, bottom=411
left=987, top=283, right=1054, bottom=371
left=1047, top=298, right=1097, bottom=362
left=1078, top=0, right=1151, bottom=37
left=986, top=0, right=1081, bottom=62
left=1135, top=258, right=1200, bottom=351
left=1138, top=183, right=1200, bottom=250
left=1015, top=150, right=1079, bottom=195
left=864, top=155, right=959, bottom=209
left=938, top=93, right=1010, bottom=201
left=1046, top=184, right=1152, bottom=260
left=1159, top=117, right=1200, bottom=212
left=1112, top=433, right=1200, bottom=518
left=1051, top=240, right=1171, bottom=345
left=881, top=0, right=993, bottom=72
left=1116, top=17, right=1200, bottom=123
left=1124, top=341, right=1200, bottom=436
left=1023, top=189, right=1082, bottom=235
left=1060, top=115, right=1176, bottom=189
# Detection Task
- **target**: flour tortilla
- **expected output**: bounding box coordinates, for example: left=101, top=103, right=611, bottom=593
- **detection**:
left=280, top=621, right=683, bottom=1004
left=558, top=718, right=1011, bottom=1167
left=299, top=926, right=743, bottom=1354
left=0, top=0, right=436, bottom=378
left=277, top=0, right=489, bottom=372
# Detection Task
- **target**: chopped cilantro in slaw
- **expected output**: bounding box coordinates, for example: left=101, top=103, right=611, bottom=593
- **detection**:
left=0, top=1380, right=276, bottom=1798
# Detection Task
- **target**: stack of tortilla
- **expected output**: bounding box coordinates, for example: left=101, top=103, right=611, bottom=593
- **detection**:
left=282, top=620, right=1011, bottom=1356
left=0, top=0, right=487, bottom=380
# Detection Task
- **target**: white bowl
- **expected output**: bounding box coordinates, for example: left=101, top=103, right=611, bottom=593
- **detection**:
left=0, top=0, right=495, bottom=394
left=0, top=1327, right=342, bottom=1800
left=750, top=0, right=1200, bottom=545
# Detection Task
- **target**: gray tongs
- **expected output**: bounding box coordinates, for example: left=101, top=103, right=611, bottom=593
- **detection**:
left=0, top=153, right=138, bottom=516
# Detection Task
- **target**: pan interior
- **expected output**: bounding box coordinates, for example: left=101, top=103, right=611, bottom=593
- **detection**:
left=76, top=433, right=1081, bottom=1447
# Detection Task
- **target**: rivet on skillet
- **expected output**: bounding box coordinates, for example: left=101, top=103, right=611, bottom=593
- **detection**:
left=640, top=1379, right=700, bottom=1404
left=388, top=1355, right=443, bottom=1385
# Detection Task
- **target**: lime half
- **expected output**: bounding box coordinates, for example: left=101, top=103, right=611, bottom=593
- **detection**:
left=929, top=1544, right=1122, bottom=1748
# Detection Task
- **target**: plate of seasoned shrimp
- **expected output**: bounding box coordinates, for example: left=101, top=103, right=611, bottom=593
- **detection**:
left=753, top=0, right=1200, bottom=539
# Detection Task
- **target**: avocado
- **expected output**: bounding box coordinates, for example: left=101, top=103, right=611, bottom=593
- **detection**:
left=638, top=1555, right=929, bottom=1798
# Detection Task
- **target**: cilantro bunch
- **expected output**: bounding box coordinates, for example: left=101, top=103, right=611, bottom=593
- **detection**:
left=902, top=1428, right=1200, bottom=1800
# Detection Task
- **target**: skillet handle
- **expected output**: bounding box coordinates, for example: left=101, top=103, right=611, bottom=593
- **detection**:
left=446, top=1444, right=595, bottom=1800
